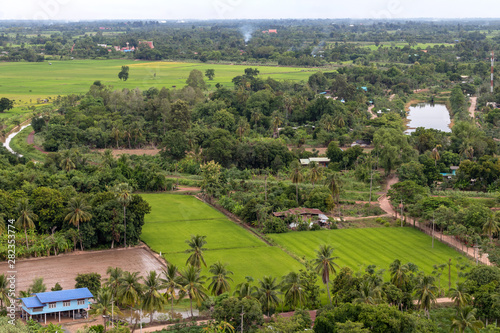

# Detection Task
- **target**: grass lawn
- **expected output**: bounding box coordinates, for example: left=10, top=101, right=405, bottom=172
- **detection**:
left=9, top=125, right=47, bottom=162
left=269, top=228, right=470, bottom=286
left=0, top=60, right=318, bottom=103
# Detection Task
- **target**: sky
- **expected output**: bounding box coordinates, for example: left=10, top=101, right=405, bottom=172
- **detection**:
left=1, top=0, right=500, bottom=21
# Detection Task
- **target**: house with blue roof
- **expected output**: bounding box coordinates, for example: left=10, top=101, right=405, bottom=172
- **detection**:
left=20, top=288, right=93, bottom=324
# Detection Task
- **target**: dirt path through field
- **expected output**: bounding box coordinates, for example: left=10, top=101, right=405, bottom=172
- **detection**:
left=469, top=96, right=477, bottom=120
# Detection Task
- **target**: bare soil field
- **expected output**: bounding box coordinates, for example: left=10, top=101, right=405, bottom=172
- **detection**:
left=1, top=246, right=165, bottom=292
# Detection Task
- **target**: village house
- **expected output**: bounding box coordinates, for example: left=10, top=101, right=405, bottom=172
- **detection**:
left=20, top=288, right=93, bottom=324
left=299, top=157, right=330, bottom=167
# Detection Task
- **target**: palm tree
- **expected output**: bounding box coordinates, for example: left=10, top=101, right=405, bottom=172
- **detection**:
left=281, top=272, right=305, bottom=310
left=15, top=198, right=37, bottom=251
left=0, top=274, right=9, bottom=310
left=142, top=271, right=167, bottom=324
left=236, top=119, right=250, bottom=141
left=325, top=172, right=342, bottom=218
left=251, top=110, right=262, bottom=128
left=414, top=275, right=439, bottom=319
left=482, top=215, right=500, bottom=241
left=234, top=276, right=257, bottom=300
left=321, top=114, right=335, bottom=133
left=114, top=183, right=133, bottom=248
left=271, top=112, right=283, bottom=138
left=161, top=263, right=184, bottom=319
left=105, top=267, right=124, bottom=298
left=389, top=259, right=409, bottom=290
left=431, top=145, right=441, bottom=166
left=334, top=114, right=345, bottom=128
left=353, top=281, right=383, bottom=305
left=309, top=162, right=322, bottom=188
left=449, top=283, right=472, bottom=309
left=208, top=261, right=234, bottom=296
left=59, top=150, right=76, bottom=172
left=313, top=244, right=339, bottom=305
left=111, top=127, right=121, bottom=149
left=89, top=288, right=122, bottom=332
left=178, top=265, right=208, bottom=318
left=289, top=161, right=303, bottom=205
left=117, top=271, right=143, bottom=309
left=185, top=235, right=208, bottom=269
left=256, top=276, right=281, bottom=317
left=450, top=306, right=484, bottom=333
left=64, top=197, right=92, bottom=251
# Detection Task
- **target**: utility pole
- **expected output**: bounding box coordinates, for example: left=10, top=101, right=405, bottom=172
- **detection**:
left=400, top=199, right=403, bottom=227
left=369, top=156, right=373, bottom=204
left=432, top=212, right=435, bottom=248
left=492, top=51, right=495, bottom=93
left=240, top=305, right=244, bottom=333
left=111, top=296, right=114, bottom=328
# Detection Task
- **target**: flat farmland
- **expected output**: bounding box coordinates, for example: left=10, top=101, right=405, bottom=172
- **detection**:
left=0, top=247, right=164, bottom=292
left=140, top=193, right=304, bottom=285
left=0, top=60, right=317, bottom=103
left=269, top=228, right=469, bottom=286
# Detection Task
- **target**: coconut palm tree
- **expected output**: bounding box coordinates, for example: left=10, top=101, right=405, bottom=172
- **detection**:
left=114, top=183, right=133, bottom=248
left=414, top=275, right=439, bottom=319
left=281, top=271, right=305, bottom=310
left=178, top=265, right=208, bottom=318
left=353, top=281, right=383, bottom=305
left=325, top=172, right=342, bottom=218
left=251, top=110, right=262, bottom=128
left=256, top=276, right=281, bottom=317
left=105, top=267, right=124, bottom=298
left=185, top=235, right=208, bottom=269
left=208, top=261, right=234, bottom=296
left=389, top=259, right=409, bottom=290
left=482, top=215, right=500, bottom=241
left=161, top=263, right=184, bottom=319
left=309, top=161, right=322, bottom=188
left=15, top=198, right=37, bottom=251
left=289, top=161, right=303, bottom=205
left=234, top=276, right=257, bottom=300
left=313, top=244, right=339, bottom=305
left=117, top=271, right=143, bottom=309
left=0, top=274, right=9, bottom=310
left=89, top=287, right=122, bottom=332
left=271, top=111, right=283, bottom=138
left=142, top=271, right=167, bottom=324
left=59, top=150, right=76, bottom=172
left=450, top=306, right=484, bottom=333
left=449, top=283, right=472, bottom=309
left=431, top=145, right=441, bottom=166
left=236, top=119, right=250, bottom=141
left=64, top=197, right=92, bottom=251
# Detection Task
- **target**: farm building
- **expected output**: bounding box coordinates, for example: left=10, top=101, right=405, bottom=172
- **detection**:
left=274, top=207, right=328, bottom=223
left=20, top=288, right=93, bottom=324
left=299, top=157, right=330, bottom=167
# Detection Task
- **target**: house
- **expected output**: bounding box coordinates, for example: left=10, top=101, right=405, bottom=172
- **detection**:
left=299, top=157, right=330, bottom=167
left=440, top=166, right=459, bottom=179
left=20, top=288, right=93, bottom=324
left=139, top=41, right=154, bottom=49
left=274, top=208, right=329, bottom=228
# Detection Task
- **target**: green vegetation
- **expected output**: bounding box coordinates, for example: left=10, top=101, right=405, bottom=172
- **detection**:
left=8, top=125, right=47, bottom=161
left=269, top=228, right=469, bottom=286
left=0, top=60, right=316, bottom=102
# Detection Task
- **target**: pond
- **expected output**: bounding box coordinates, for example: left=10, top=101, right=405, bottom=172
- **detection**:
left=405, top=103, right=451, bottom=134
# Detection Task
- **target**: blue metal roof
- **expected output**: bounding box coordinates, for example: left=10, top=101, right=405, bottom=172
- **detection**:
left=21, top=297, right=45, bottom=308
left=36, top=288, right=93, bottom=304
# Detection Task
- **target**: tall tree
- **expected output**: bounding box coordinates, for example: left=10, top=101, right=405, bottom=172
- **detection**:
left=64, top=197, right=92, bottom=251
left=185, top=235, right=208, bottom=268
left=142, top=271, right=167, bottom=324
left=256, top=276, right=281, bottom=317
left=179, top=265, right=208, bottom=318
left=450, top=306, right=484, bottom=333
left=281, top=271, right=305, bottom=309
left=118, top=271, right=143, bottom=309
left=118, top=66, right=130, bottom=81
left=313, top=244, right=339, bottom=305
left=208, top=261, right=234, bottom=296
left=186, top=69, right=207, bottom=90
left=105, top=267, right=123, bottom=299
left=290, top=161, right=303, bottom=205
left=114, top=183, right=133, bottom=248
left=309, top=161, right=322, bottom=188
left=205, top=69, right=215, bottom=80
left=414, top=275, right=438, bottom=318
left=89, top=287, right=122, bottom=332
left=483, top=215, right=500, bottom=241
left=161, top=263, right=184, bottom=319
left=15, top=198, right=37, bottom=251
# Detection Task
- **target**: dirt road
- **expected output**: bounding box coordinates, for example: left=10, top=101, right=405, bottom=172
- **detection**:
left=469, top=96, right=477, bottom=120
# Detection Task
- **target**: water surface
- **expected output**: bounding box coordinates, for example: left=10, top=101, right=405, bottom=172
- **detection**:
left=406, top=103, right=451, bottom=134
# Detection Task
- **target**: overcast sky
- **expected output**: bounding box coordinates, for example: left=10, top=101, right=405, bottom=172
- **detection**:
left=1, top=0, right=499, bottom=21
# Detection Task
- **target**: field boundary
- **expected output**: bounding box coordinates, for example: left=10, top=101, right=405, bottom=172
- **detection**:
left=195, top=194, right=274, bottom=247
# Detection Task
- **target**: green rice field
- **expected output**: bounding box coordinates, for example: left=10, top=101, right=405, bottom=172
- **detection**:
left=269, top=228, right=470, bottom=286
left=0, top=60, right=318, bottom=103
left=140, top=193, right=470, bottom=288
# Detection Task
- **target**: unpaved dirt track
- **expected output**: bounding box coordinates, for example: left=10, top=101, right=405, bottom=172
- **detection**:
left=0, top=247, right=165, bottom=292
left=469, top=96, right=477, bottom=120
